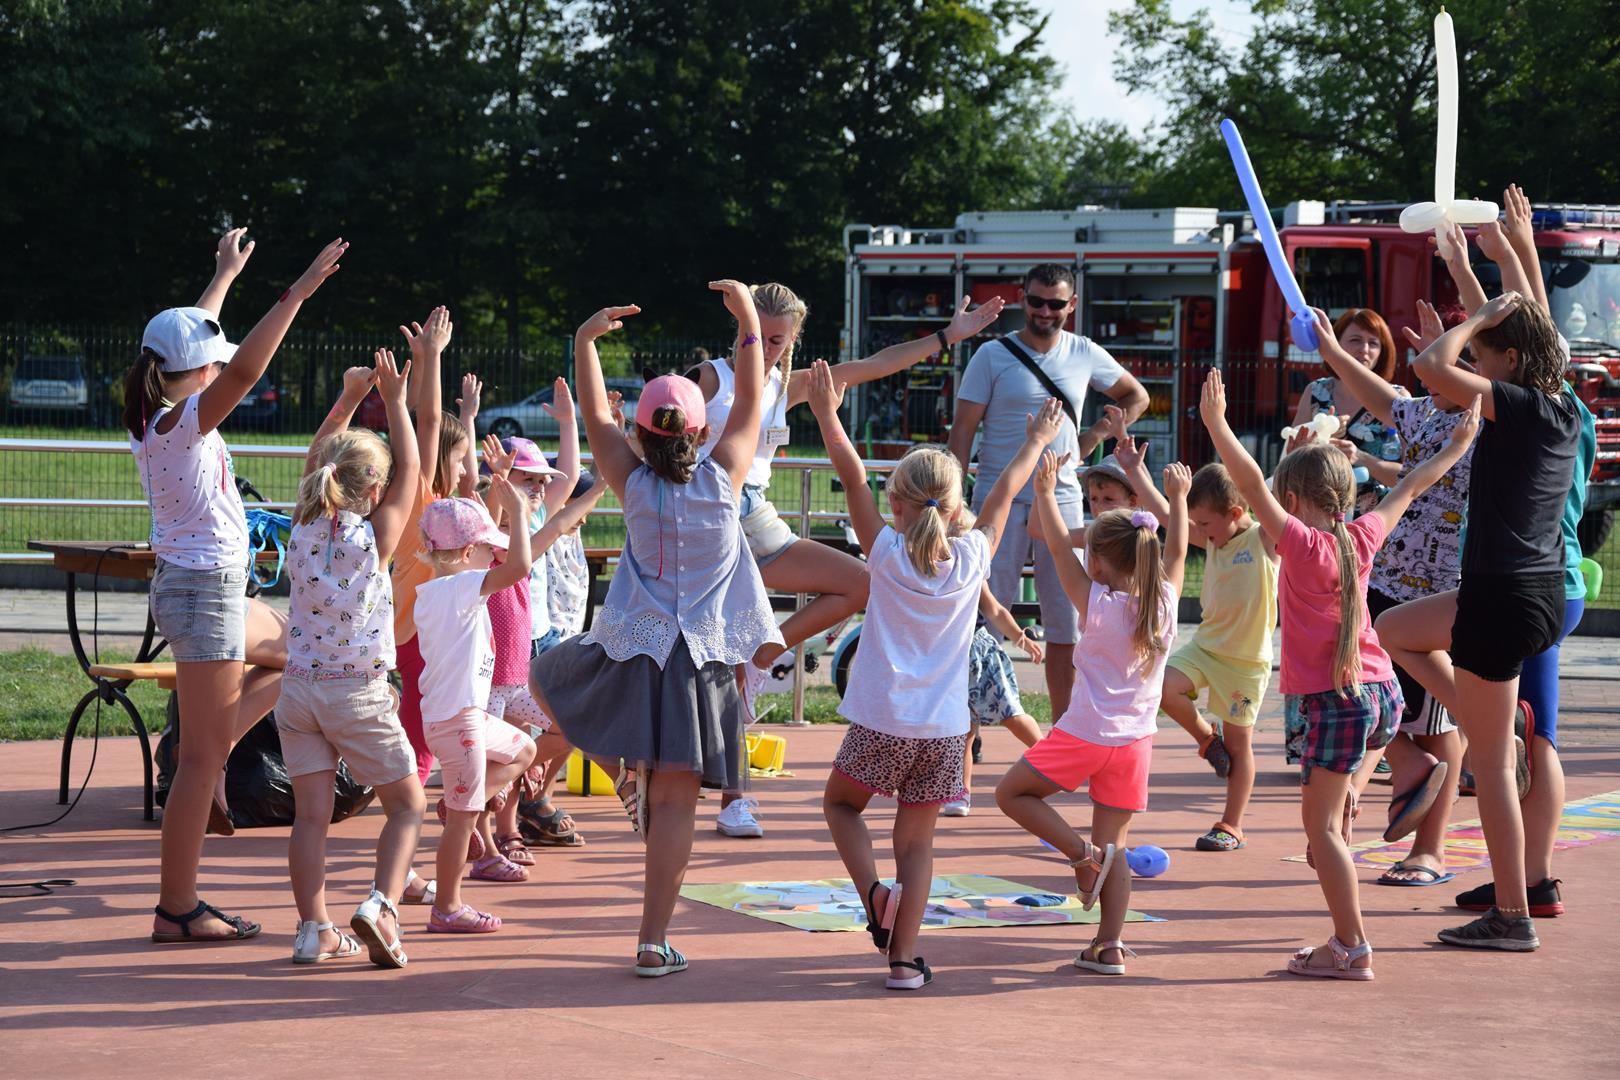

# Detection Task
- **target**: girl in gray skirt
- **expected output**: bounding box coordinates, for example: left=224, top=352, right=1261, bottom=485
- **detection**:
left=529, top=281, right=782, bottom=978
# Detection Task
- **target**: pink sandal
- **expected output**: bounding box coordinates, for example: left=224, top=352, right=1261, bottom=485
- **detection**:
left=426, top=904, right=502, bottom=934
left=468, top=854, right=529, bottom=882
left=1286, top=936, right=1373, bottom=980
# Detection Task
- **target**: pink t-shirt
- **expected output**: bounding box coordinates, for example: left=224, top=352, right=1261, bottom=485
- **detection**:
left=486, top=557, right=531, bottom=687
left=1055, top=579, right=1179, bottom=747
left=1276, top=514, right=1395, bottom=696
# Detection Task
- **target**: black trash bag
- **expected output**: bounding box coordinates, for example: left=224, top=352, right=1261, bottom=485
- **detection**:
left=155, top=691, right=377, bottom=827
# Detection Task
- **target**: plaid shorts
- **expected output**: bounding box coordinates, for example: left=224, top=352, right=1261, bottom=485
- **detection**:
left=1283, top=678, right=1402, bottom=782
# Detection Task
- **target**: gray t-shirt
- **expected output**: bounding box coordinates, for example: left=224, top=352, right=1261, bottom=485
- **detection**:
left=956, top=331, right=1126, bottom=504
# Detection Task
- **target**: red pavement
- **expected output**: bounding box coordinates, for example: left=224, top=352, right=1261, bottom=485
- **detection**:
left=2, top=725, right=1618, bottom=1078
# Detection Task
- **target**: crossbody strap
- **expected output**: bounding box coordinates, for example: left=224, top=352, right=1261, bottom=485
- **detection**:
left=999, top=335, right=1078, bottom=430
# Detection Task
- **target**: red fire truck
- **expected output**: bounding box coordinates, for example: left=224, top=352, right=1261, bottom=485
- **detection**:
left=842, top=202, right=1620, bottom=552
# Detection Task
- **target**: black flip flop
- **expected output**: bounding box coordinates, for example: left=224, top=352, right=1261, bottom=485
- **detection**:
left=1383, top=761, right=1449, bottom=843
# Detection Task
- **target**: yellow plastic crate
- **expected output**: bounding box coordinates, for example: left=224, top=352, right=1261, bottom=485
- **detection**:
left=746, top=732, right=787, bottom=772
left=565, top=749, right=617, bottom=796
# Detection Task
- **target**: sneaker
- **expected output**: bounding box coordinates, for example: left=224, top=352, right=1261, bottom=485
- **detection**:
left=1437, top=908, right=1539, bottom=951
left=1455, top=878, right=1564, bottom=917
left=941, top=794, right=971, bottom=817
left=971, top=734, right=984, bottom=765
left=716, top=796, right=765, bottom=838
left=739, top=662, right=770, bottom=725
left=1514, top=701, right=1534, bottom=798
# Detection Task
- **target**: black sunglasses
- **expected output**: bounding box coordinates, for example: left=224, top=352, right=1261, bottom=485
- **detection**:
left=1024, top=295, right=1072, bottom=311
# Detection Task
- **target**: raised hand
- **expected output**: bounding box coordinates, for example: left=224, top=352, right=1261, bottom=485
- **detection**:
left=1114, top=431, right=1148, bottom=473
left=1033, top=449, right=1069, bottom=495
left=287, top=238, right=347, bottom=302
left=1503, top=184, right=1535, bottom=248
left=1474, top=290, right=1522, bottom=330
left=1025, top=396, right=1064, bottom=446
left=215, top=228, right=255, bottom=278
left=540, top=376, right=575, bottom=422
left=374, top=348, right=410, bottom=404
left=489, top=473, right=523, bottom=517
left=341, top=364, right=376, bottom=399
left=481, top=432, right=514, bottom=479
left=806, top=359, right=845, bottom=418
left=708, top=279, right=756, bottom=322
left=1102, top=403, right=1128, bottom=443
left=1200, top=368, right=1228, bottom=428
left=606, top=389, right=627, bottom=430
left=400, top=305, right=452, bottom=360
left=1400, top=298, right=1448, bottom=353
left=1163, top=461, right=1192, bottom=501
left=578, top=305, right=640, bottom=342
left=1450, top=394, right=1483, bottom=451
left=945, top=295, right=1006, bottom=344
left=1329, top=436, right=1360, bottom=463
left=456, top=372, right=483, bottom=419
left=1475, top=220, right=1513, bottom=263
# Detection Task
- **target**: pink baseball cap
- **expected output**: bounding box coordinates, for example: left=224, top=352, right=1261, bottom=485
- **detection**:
left=420, top=496, right=508, bottom=552
left=636, top=374, right=706, bottom=434
left=502, top=436, right=562, bottom=477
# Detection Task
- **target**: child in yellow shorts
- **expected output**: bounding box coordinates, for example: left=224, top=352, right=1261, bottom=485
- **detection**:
left=1159, top=464, right=1279, bottom=851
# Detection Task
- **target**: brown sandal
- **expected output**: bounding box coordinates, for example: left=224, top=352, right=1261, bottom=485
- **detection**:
left=496, top=833, right=535, bottom=866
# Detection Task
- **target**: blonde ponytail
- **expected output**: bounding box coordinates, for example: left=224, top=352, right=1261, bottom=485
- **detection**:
left=886, top=445, right=965, bottom=577
left=294, top=429, right=393, bottom=526
left=1088, top=509, right=1169, bottom=665
left=1329, top=519, right=1365, bottom=696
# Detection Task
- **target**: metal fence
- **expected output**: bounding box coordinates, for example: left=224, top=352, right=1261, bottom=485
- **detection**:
left=2, top=325, right=1615, bottom=608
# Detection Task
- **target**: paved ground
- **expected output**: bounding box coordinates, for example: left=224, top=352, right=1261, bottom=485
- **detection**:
left=3, top=713, right=1618, bottom=1077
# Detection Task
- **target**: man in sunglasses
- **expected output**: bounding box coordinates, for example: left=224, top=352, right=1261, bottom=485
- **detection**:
left=948, top=263, right=1148, bottom=718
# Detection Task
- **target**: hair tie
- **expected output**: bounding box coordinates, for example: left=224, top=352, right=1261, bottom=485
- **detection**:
left=1333, top=511, right=1346, bottom=522
left=924, top=499, right=940, bottom=509
left=319, top=462, right=337, bottom=478
left=1129, top=510, right=1159, bottom=530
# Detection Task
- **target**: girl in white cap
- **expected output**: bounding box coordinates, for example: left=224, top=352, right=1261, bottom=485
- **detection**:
left=126, top=231, right=345, bottom=945
left=530, top=282, right=782, bottom=977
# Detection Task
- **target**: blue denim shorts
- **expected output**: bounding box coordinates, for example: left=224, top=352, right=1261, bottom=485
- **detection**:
left=150, top=559, right=249, bottom=662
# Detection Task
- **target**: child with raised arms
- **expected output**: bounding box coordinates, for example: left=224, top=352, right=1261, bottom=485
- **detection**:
left=1199, top=368, right=1478, bottom=978
left=812, top=357, right=1063, bottom=991
left=996, top=451, right=1189, bottom=977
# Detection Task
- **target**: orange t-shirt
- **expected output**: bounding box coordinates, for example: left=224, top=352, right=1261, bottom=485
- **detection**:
left=391, top=474, right=437, bottom=646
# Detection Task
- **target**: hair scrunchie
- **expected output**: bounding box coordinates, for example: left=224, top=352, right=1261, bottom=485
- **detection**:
left=319, top=462, right=337, bottom=479
left=924, top=498, right=940, bottom=509
left=1129, top=509, right=1159, bottom=530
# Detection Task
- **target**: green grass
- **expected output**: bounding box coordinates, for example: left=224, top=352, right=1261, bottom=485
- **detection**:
left=0, top=646, right=172, bottom=741
left=752, top=685, right=1054, bottom=727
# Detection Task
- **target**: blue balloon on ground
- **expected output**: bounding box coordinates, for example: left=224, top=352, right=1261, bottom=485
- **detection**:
left=1126, top=845, right=1170, bottom=878
left=1219, top=118, right=1319, bottom=352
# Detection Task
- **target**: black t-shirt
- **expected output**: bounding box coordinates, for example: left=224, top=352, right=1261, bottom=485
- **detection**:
left=1461, top=381, right=1579, bottom=576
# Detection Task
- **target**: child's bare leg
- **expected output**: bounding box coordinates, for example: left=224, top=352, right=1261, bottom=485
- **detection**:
left=1160, top=669, right=1212, bottom=742
left=995, top=761, right=1088, bottom=863
left=962, top=721, right=980, bottom=791
left=370, top=774, right=426, bottom=946
left=886, top=801, right=941, bottom=970
left=434, top=808, right=479, bottom=916
left=1383, top=730, right=1459, bottom=880
left=1090, top=805, right=1135, bottom=956
left=638, top=768, right=702, bottom=964
left=1299, top=767, right=1369, bottom=967
left=823, top=771, right=886, bottom=914
left=1003, top=713, right=1041, bottom=748
left=1222, top=722, right=1255, bottom=830
left=289, top=771, right=340, bottom=951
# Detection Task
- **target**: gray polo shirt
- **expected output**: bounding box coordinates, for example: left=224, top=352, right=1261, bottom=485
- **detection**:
left=957, top=331, right=1126, bottom=504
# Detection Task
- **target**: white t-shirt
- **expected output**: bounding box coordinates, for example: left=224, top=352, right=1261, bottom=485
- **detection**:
left=839, top=526, right=991, bottom=739
left=1056, top=579, right=1179, bottom=746
left=957, top=332, right=1126, bottom=504
left=414, top=569, right=495, bottom=722
left=694, top=358, right=788, bottom=489
left=130, top=394, right=248, bottom=570
left=523, top=506, right=553, bottom=640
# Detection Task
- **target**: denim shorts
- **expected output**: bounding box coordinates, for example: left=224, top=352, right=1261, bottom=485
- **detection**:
left=738, top=484, right=797, bottom=567
left=150, top=558, right=249, bottom=662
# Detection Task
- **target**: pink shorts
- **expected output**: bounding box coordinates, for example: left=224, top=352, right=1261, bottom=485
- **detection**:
left=423, top=707, right=535, bottom=812
left=1021, top=729, right=1152, bottom=812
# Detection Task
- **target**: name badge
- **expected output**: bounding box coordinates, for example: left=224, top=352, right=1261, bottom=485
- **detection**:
left=764, top=426, right=790, bottom=447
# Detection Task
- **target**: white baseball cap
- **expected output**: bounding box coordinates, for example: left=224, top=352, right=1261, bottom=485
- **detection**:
left=142, top=307, right=238, bottom=373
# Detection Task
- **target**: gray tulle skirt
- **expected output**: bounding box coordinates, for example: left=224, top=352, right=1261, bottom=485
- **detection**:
left=528, top=634, right=745, bottom=791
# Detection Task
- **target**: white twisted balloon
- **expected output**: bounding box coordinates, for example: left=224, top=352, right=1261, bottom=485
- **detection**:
left=1399, top=8, right=1497, bottom=259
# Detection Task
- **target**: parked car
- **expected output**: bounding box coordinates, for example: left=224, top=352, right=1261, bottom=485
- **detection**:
left=476, top=378, right=642, bottom=440
left=225, top=373, right=283, bottom=432
left=7, top=354, right=89, bottom=421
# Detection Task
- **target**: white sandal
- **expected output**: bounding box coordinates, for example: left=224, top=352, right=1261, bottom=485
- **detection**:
left=1286, top=936, right=1374, bottom=981
left=1069, top=840, right=1117, bottom=912
left=396, top=870, right=436, bottom=907
left=291, top=920, right=363, bottom=964
left=634, top=941, right=688, bottom=978
left=351, top=889, right=408, bottom=969
left=1074, top=938, right=1137, bottom=976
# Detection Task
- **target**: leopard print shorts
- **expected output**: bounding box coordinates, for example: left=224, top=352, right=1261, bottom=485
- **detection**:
left=832, top=722, right=969, bottom=806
